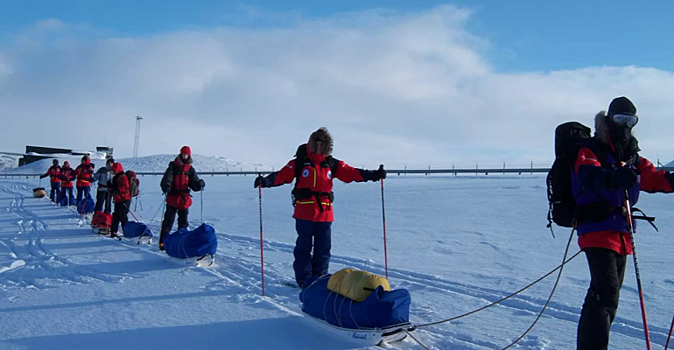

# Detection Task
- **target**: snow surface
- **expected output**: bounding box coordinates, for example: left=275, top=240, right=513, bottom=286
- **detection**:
left=0, top=154, right=271, bottom=175
left=1, top=175, right=673, bottom=350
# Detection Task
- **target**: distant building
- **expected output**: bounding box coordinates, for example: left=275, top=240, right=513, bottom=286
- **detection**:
left=96, top=146, right=115, bottom=158
left=18, top=145, right=114, bottom=166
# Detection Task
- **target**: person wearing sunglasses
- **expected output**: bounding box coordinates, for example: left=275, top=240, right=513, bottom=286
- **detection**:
left=573, top=97, right=674, bottom=349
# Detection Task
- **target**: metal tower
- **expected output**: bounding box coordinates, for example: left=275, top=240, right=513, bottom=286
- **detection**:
left=133, top=115, right=143, bottom=158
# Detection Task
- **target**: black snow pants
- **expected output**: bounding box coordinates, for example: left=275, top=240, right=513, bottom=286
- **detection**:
left=577, top=247, right=627, bottom=350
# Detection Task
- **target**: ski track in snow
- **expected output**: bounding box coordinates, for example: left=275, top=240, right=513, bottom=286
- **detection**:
left=205, top=231, right=672, bottom=349
left=0, top=179, right=670, bottom=350
left=0, top=184, right=141, bottom=291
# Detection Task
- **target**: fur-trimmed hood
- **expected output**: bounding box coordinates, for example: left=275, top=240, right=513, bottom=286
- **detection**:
left=594, top=110, right=635, bottom=145
left=595, top=110, right=640, bottom=161
left=308, top=127, right=333, bottom=156
left=174, top=154, right=193, bottom=165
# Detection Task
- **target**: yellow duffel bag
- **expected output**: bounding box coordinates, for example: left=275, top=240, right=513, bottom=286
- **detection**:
left=327, top=268, right=391, bottom=302
left=327, top=268, right=354, bottom=292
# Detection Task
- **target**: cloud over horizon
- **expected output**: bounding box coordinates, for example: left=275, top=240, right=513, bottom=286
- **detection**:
left=1, top=6, right=674, bottom=169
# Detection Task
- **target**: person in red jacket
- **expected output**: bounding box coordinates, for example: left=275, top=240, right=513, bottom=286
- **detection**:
left=573, top=97, right=674, bottom=349
left=58, top=161, right=76, bottom=206
left=39, top=159, right=61, bottom=202
left=74, top=155, right=95, bottom=207
left=255, top=128, right=385, bottom=287
left=109, top=163, right=131, bottom=238
left=159, top=146, right=205, bottom=250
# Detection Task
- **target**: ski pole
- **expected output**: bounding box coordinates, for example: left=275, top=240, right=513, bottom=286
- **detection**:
left=665, top=313, right=674, bottom=350
left=200, top=190, right=204, bottom=224
left=624, top=188, right=652, bottom=350
left=258, top=183, right=266, bottom=297
left=79, top=191, right=86, bottom=223
left=381, top=176, right=389, bottom=280
left=126, top=203, right=141, bottom=222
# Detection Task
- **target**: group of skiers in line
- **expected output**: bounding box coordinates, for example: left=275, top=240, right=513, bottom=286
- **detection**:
left=40, top=156, right=108, bottom=212
left=39, top=146, right=208, bottom=245
left=40, top=156, right=137, bottom=238
left=33, top=98, right=673, bottom=349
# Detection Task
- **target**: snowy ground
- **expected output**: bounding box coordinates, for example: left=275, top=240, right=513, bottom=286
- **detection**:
left=1, top=175, right=673, bottom=350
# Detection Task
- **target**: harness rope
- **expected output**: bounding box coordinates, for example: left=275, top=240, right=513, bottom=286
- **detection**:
left=408, top=229, right=579, bottom=349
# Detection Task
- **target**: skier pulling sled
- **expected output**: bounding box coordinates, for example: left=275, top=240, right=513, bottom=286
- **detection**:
left=299, top=268, right=412, bottom=346
left=162, top=223, right=217, bottom=267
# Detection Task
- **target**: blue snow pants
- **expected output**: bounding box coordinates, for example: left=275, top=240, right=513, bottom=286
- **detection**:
left=50, top=183, right=61, bottom=202
left=76, top=186, right=91, bottom=203
left=294, top=219, right=332, bottom=286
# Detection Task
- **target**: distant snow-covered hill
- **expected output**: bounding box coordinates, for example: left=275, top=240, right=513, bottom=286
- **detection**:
left=0, top=154, right=270, bottom=174
left=118, top=154, right=271, bottom=173
left=0, top=155, right=18, bottom=171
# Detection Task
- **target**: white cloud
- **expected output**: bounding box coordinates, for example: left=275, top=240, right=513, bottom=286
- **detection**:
left=1, top=5, right=673, bottom=169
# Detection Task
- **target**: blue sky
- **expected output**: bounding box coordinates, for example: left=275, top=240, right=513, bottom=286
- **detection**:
left=2, top=0, right=672, bottom=72
left=1, top=1, right=673, bottom=166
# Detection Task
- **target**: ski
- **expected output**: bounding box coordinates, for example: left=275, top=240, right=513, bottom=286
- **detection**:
left=282, top=280, right=300, bottom=289
left=164, top=254, right=216, bottom=268
left=108, top=233, right=122, bottom=241
left=137, top=235, right=152, bottom=245
left=196, top=254, right=215, bottom=267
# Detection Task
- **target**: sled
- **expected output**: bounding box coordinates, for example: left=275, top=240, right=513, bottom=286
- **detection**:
left=33, top=188, right=47, bottom=199
left=91, top=211, right=112, bottom=236
left=302, top=311, right=410, bottom=346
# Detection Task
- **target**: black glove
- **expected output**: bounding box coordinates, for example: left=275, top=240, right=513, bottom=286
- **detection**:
left=254, top=175, right=265, bottom=188
left=162, top=187, right=170, bottom=195
left=607, top=167, right=638, bottom=188
left=199, top=179, right=205, bottom=190
left=375, top=164, right=386, bottom=181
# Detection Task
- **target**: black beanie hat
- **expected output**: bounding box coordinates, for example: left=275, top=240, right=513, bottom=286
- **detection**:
left=608, top=96, right=637, bottom=116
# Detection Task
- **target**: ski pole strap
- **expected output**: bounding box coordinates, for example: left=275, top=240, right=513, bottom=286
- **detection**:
left=546, top=209, right=556, bottom=238
left=631, top=207, right=658, bottom=232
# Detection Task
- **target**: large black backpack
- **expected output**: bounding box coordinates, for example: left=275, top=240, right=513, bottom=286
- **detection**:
left=546, top=122, right=592, bottom=229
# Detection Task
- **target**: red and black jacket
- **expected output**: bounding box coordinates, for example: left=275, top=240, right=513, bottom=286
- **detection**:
left=59, top=165, right=76, bottom=188
left=259, top=147, right=380, bottom=222
left=110, top=163, right=131, bottom=203
left=573, top=140, right=674, bottom=255
left=160, top=156, right=203, bottom=210
left=41, top=166, right=62, bottom=183
left=74, top=161, right=95, bottom=188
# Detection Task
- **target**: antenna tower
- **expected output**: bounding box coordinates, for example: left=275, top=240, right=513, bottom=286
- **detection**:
left=133, top=115, right=143, bottom=158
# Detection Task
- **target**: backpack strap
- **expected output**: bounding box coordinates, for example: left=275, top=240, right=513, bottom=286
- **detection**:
left=328, top=157, right=338, bottom=176
left=294, top=156, right=306, bottom=182
left=291, top=155, right=336, bottom=211
left=172, top=162, right=189, bottom=175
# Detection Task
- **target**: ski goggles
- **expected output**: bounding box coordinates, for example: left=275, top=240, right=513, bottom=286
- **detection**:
left=610, top=113, right=639, bottom=128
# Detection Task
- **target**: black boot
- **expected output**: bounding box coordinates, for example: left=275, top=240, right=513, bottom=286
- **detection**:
left=159, top=230, right=168, bottom=251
